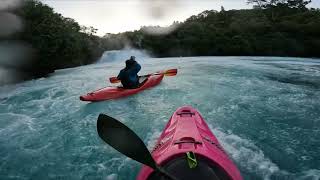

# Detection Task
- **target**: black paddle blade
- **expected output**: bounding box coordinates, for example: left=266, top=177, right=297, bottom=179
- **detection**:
left=97, top=114, right=157, bottom=170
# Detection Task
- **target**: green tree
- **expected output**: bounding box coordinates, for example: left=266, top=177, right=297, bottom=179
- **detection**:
left=247, top=0, right=311, bottom=9
left=115, top=4, right=320, bottom=58
left=13, top=0, right=105, bottom=78
left=287, top=0, right=312, bottom=8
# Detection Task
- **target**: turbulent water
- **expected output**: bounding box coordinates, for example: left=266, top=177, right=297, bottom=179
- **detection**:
left=0, top=52, right=320, bottom=180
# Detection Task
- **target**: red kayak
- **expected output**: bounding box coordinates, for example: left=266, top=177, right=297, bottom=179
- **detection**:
left=137, top=106, right=243, bottom=180
left=80, top=74, right=164, bottom=102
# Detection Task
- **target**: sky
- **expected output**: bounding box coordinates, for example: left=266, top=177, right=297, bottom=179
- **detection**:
left=40, top=0, right=320, bottom=36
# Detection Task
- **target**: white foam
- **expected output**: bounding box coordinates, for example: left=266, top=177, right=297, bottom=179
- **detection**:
left=211, top=127, right=281, bottom=180
left=297, top=169, right=320, bottom=180
left=105, top=173, right=118, bottom=180
left=146, top=129, right=161, bottom=150
left=117, top=157, right=131, bottom=171
left=98, top=49, right=151, bottom=64
left=0, top=112, right=35, bottom=132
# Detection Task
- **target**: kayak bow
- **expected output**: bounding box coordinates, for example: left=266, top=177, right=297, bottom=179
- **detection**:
left=137, top=106, right=243, bottom=180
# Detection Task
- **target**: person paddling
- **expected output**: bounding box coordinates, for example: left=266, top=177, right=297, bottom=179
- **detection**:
left=117, top=56, right=141, bottom=89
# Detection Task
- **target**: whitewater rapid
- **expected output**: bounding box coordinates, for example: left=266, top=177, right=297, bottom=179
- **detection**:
left=0, top=51, right=319, bottom=180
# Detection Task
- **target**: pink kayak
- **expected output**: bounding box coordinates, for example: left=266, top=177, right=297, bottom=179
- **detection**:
left=137, top=106, right=243, bottom=180
left=80, top=74, right=164, bottom=102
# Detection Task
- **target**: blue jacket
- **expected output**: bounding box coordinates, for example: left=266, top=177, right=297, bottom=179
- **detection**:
left=117, top=62, right=141, bottom=88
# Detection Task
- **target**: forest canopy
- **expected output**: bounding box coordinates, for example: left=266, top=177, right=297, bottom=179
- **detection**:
left=105, top=0, right=320, bottom=58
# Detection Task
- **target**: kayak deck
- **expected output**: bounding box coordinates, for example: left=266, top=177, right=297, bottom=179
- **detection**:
left=137, top=106, right=243, bottom=180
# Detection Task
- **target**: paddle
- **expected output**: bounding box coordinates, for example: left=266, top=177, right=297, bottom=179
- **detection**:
left=109, top=68, right=178, bottom=84
left=97, top=114, right=178, bottom=180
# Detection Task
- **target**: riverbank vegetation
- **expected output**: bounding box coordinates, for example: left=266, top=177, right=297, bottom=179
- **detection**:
left=1, top=0, right=105, bottom=80
left=106, top=0, right=320, bottom=58
left=1, top=0, right=319, bottom=84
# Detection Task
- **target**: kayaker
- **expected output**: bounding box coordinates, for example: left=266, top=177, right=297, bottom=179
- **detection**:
left=117, top=56, right=141, bottom=89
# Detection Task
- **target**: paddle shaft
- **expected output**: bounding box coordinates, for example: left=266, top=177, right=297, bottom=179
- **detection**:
left=109, top=69, right=177, bottom=83
left=139, top=73, right=161, bottom=78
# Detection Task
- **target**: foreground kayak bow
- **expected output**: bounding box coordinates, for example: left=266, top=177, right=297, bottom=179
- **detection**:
left=97, top=106, right=243, bottom=180
left=137, top=106, right=243, bottom=180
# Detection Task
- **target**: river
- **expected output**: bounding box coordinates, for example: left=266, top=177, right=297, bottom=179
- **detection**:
left=0, top=52, right=319, bottom=180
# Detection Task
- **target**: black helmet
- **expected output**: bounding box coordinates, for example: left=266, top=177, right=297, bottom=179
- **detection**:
left=130, top=56, right=136, bottom=60
left=125, top=59, right=135, bottom=68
